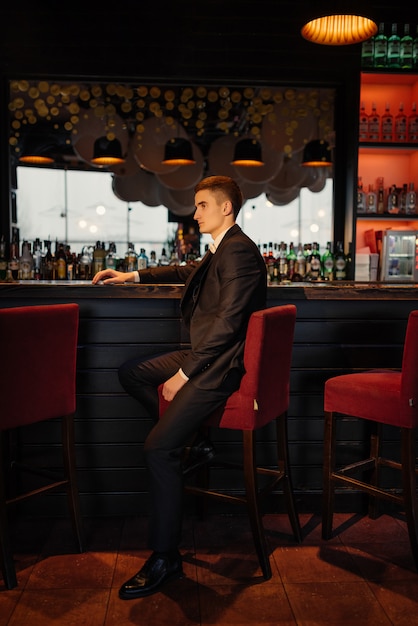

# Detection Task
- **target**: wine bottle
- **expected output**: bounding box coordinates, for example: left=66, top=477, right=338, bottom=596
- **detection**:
left=321, top=242, right=334, bottom=281
left=286, top=242, right=297, bottom=281
left=309, top=242, right=321, bottom=281
left=334, top=242, right=347, bottom=281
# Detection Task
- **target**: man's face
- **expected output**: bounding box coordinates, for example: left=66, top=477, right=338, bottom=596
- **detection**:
left=193, top=189, right=228, bottom=239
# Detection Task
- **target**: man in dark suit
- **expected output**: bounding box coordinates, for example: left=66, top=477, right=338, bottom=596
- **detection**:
left=92, top=175, right=267, bottom=599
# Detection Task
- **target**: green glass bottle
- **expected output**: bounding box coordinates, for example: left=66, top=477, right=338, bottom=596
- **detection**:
left=373, top=23, right=387, bottom=68
left=321, top=241, right=334, bottom=281
left=387, top=23, right=400, bottom=68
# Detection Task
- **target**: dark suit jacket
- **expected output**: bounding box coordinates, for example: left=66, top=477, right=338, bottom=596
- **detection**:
left=137, top=224, right=267, bottom=389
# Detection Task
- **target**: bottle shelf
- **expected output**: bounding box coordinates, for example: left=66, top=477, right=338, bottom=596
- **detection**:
left=357, top=213, right=418, bottom=219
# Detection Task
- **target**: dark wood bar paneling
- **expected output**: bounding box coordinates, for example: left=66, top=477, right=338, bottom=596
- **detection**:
left=1, top=282, right=417, bottom=518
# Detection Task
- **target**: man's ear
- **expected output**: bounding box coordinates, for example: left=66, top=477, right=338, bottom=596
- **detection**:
left=223, top=200, right=233, bottom=215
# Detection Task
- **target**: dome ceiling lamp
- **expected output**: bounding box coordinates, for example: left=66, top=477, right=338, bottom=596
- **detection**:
left=91, top=136, right=125, bottom=166
left=231, top=138, right=264, bottom=167
left=161, top=137, right=196, bottom=166
left=301, top=1, right=377, bottom=45
left=301, top=139, right=332, bottom=167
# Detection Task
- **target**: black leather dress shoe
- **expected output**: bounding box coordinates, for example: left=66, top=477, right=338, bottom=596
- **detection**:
left=119, top=552, right=184, bottom=599
left=183, top=437, right=215, bottom=476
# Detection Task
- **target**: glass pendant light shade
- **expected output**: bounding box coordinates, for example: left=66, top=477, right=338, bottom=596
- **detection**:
left=161, top=138, right=196, bottom=165
left=91, top=137, right=125, bottom=165
left=231, top=138, right=264, bottom=167
left=301, top=3, right=377, bottom=45
left=301, top=139, right=332, bottom=167
left=19, top=153, right=54, bottom=165
left=18, top=138, right=54, bottom=164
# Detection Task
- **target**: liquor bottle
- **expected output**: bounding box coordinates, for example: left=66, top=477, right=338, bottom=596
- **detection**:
left=399, top=183, right=408, bottom=213
left=361, top=36, right=374, bottom=68
left=43, top=239, right=53, bottom=280
left=105, top=242, right=118, bottom=269
left=278, top=242, right=288, bottom=281
left=367, top=103, right=380, bottom=141
left=308, top=242, right=321, bottom=281
left=19, top=241, right=33, bottom=280
left=93, top=241, right=106, bottom=275
left=366, top=184, right=377, bottom=213
left=400, top=24, right=413, bottom=69
left=148, top=250, right=158, bottom=268
left=387, top=23, right=400, bottom=68
left=376, top=177, right=385, bottom=214
left=394, top=103, right=407, bottom=142
left=381, top=103, right=393, bottom=142
left=266, top=241, right=275, bottom=283
left=286, top=242, right=297, bottom=281
left=406, top=182, right=417, bottom=215
left=334, top=242, right=347, bottom=281
left=294, top=243, right=306, bottom=280
left=169, top=248, right=180, bottom=266
left=357, top=177, right=366, bottom=213
left=413, top=25, right=418, bottom=69
left=387, top=184, right=399, bottom=213
left=408, top=103, right=418, bottom=142
left=137, top=248, right=148, bottom=270
left=359, top=102, right=368, bottom=142
left=32, top=238, right=42, bottom=280
left=8, top=235, right=19, bottom=281
left=0, top=236, right=7, bottom=281
left=321, top=242, right=334, bottom=281
left=159, top=247, right=169, bottom=266
left=78, top=246, right=92, bottom=280
left=56, top=242, right=67, bottom=280
left=124, top=243, right=137, bottom=271
left=373, top=23, right=387, bottom=68
left=304, top=243, right=312, bottom=278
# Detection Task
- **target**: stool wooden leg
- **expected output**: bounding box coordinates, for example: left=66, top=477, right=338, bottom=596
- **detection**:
left=243, top=430, right=272, bottom=580
left=322, top=410, right=336, bottom=539
left=0, top=432, right=17, bottom=589
left=401, top=428, right=418, bottom=570
left=62, top=415, right=85, bottom=553
left=276, top=414, right=302, bottom=543
left=367, top=422, right=381, bottom=519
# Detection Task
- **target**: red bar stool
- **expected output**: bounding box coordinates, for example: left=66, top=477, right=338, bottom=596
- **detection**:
left=159, top=304, right=302, bottom=580
left=322, top=309, right=418, bottom=570
left=0, top=304, right=85, bottom=589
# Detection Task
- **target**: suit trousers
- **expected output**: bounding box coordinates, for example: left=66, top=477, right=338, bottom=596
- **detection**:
left=118, top=350, right=241, bottom=553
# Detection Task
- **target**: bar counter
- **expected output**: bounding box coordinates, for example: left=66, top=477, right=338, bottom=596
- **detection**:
left=1, top=281, right=418, bottom=519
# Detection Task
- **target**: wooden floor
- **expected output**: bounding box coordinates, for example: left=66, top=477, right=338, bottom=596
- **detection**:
left=1, top=512, right=418, bottom=625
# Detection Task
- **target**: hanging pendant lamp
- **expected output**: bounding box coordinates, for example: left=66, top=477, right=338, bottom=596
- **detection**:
left=91, top=137, right=125, bottom=165
left=231, top=138, right=264, bottom=167
left=301, top=2, right=377, bottom=45
left=161, top=138, right=196, bottom=165
left=301, top=139, right=332, bottom=167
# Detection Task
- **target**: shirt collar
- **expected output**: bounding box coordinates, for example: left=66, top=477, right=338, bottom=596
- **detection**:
left=209, top=226, right=233, bottom=254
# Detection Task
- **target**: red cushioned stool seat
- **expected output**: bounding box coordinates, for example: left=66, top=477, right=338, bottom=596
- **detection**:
left=159, top=304, right=302, bottom=580
left=322, top=309, right=418, bottom=570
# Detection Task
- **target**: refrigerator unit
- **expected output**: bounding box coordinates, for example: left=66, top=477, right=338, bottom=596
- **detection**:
left=380, top=231, right=418, bottom=282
